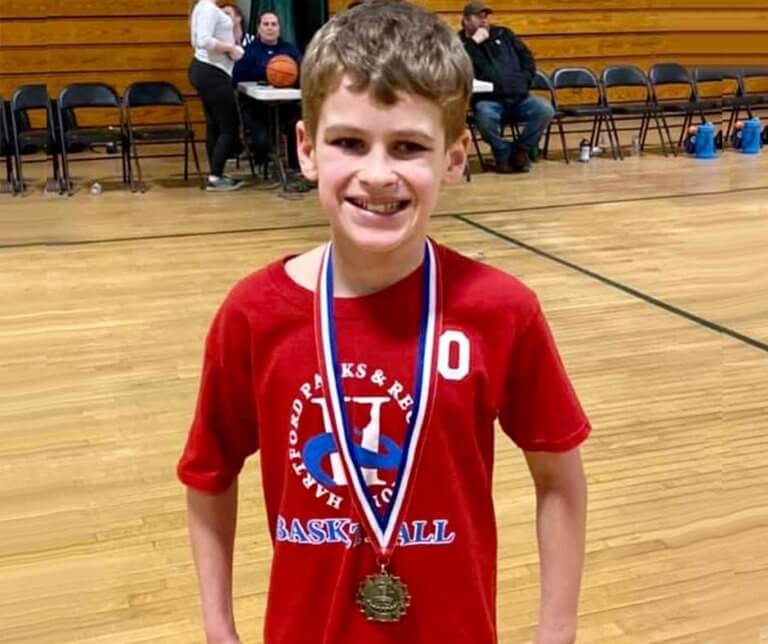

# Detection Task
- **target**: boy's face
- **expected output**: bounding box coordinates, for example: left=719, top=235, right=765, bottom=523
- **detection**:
left=297, top=78, right=469, bottom=257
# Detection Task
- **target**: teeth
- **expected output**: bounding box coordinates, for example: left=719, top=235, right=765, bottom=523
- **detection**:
left=367, top=203, right=400, bottom=214
left=350, top=199, right=405, bottom=214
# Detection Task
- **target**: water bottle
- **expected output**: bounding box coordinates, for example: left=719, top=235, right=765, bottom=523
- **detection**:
left=631, top=136, right=641, bottom=155
left=578, top=139, right=591, bottom=162
left=90, top=181, right=103, bottom=195
left=741, top=118, right=762, bottom=154
left=694, top=122, right=716, bottom=159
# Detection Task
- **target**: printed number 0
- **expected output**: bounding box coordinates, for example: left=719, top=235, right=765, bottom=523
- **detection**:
left=437, top=330, right=470, bottom=381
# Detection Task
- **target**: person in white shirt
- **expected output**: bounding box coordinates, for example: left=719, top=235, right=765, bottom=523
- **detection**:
left=189, top=0, right=245, bottom=191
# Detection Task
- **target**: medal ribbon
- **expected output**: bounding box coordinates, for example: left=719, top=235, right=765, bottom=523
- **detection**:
left=314, top=240, right=441, bottom=562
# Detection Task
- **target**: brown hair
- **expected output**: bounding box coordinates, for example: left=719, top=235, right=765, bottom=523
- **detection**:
left=219, top=2, right=245, bottom=22
left=301, top=0, right=472, bottom=144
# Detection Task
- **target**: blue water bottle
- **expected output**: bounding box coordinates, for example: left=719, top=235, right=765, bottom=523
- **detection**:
left=741, top=118, right=762, bottom=154
left=694, top=122, right=716, bottom=159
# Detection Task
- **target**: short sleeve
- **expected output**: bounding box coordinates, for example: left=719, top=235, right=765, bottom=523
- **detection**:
left=498, top=306, right=590, bottom=452
left=177, top=300, right=259, bottom=493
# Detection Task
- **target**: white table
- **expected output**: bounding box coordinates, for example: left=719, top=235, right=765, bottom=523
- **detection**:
left=236, top=78, right=494, bottom=191
left=238, top=84, right=301, bottom=102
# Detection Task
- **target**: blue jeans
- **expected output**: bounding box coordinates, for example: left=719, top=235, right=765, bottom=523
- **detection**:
left=473, top=96, right=555, bottom=165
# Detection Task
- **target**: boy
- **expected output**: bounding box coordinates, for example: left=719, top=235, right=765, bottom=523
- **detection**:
left=177, top=2, right=589, bottom=644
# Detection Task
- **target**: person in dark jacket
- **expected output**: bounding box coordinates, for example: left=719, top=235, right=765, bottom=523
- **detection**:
left=233, top=11, right=303, bottom=169
left=459, top=2, right=554, bottom=173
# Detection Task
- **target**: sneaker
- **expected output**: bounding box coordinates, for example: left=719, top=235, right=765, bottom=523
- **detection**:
left=206, top=176, right=244, bottom=192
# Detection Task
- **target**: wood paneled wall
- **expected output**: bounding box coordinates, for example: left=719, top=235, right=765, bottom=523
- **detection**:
left=0, top=0, right=202, bottom=129
left=329, top=0, right=768, bottom=74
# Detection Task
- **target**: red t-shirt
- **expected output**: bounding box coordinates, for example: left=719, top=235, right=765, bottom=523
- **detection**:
left=178, top=243, right=590, bottom=644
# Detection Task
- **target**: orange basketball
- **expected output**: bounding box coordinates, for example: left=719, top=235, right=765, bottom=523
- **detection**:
left=734, top=120, right=744, bottom=130
left=266, top=55, right=299, bottom=88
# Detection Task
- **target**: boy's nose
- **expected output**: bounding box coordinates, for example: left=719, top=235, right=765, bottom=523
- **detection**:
left=358, top=150, right=397, bottom=187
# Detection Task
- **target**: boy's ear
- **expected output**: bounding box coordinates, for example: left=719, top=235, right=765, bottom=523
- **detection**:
left=296, top=120, right=318, bottom=182
left=443, top=129, right=471, bottom=184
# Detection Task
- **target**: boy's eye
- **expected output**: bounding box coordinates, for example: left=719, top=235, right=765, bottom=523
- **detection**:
left=392, top=141, right=429, bottom=156
left=331, top=138, right=366, bottom=152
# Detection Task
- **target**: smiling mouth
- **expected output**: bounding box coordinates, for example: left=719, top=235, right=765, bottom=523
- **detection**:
left=346, top=198, right=411, bottom=215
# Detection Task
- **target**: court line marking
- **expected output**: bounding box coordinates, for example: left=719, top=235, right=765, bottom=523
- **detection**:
left=454, top=214, right=768, bottom=354
left=1, top=183, right=767, bottom=250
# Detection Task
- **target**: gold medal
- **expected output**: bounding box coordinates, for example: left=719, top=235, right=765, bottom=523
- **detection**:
left=356, top=567, right=411, bottom=622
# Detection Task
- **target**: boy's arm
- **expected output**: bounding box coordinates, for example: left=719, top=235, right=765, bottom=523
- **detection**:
left=525, top=448, right=587, bottom=644
left=187, top=482, right=242, bottom=644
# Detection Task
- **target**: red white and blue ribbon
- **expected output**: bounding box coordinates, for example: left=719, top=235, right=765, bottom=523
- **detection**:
left=314, top=240, right=441, bottom=561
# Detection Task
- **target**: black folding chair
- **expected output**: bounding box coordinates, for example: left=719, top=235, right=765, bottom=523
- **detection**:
left=57, top=83, right=127, bottom=196
left=529, top=70, right=566, bottom=162
left=722, top=67, right=760, bottom=141
left=123, top=81, right=204, bottom=192
left=692, top=68, right=725, bottom=114
left=649, top=63, right=720, bottom=149
left=602, top=65, right=675, bottom=157
left=552, top=67, right=622, bottom=161
left=693, top=68, right=738, bottom=148
left=738, top=68, right=768, bottom=128
left=740, top=67, right=768, bottom=105
left=723, top=68, right=763, bottom=142
left=9, top=85, right=62, bottom=194
left=0, top=97, right=16, bottom=194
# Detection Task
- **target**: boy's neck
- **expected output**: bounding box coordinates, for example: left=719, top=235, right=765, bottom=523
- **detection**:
left=286, top=236, right=427, bottom=297
left=332, top=240, right=425, bottom=298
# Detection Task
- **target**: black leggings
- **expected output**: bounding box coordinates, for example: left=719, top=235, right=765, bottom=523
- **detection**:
left=189, top=59, right=240, bottom=177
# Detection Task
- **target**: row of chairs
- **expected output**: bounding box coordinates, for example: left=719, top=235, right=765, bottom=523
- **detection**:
left=0, top=81, right=202, bottom=196
left=469, top=63, right=768, bottom=168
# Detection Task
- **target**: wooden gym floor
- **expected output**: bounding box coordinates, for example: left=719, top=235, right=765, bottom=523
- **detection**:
left=0, top=146, right=766, bottom=644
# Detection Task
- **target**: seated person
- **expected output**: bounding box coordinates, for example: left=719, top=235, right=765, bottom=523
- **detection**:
left=232, top=10, right=303, bottom=169
left=459, top=2, right=554, bottom=173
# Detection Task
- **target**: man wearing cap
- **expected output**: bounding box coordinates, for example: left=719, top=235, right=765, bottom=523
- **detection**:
left=460, top=2, right=554, bottom=173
